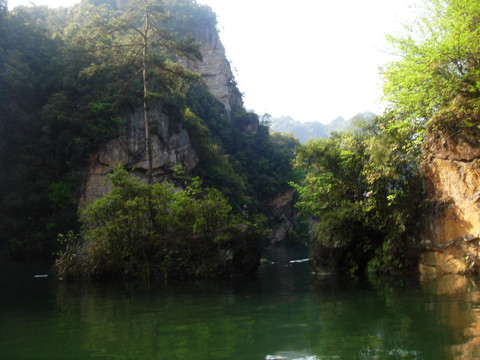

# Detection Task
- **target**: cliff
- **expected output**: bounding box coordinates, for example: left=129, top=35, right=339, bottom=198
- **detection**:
left=82, top=22, right=242, bottom=203
left=82, top=106, right=198, bottom=203
left=180, top=24, right=243, bottom=112
left=420, top=119, right=480, bottom=275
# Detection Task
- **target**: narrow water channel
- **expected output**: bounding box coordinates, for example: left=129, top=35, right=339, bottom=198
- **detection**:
left=1, top=244, right=480, bottom=359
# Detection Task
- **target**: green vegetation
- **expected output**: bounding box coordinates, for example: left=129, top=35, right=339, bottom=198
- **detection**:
left=292, top=117, right=425, bottom=274
left=383, top=0, right=480, bottom=136
left=56, top=166, right=260, bottom=279
left=0, top=0, right=297, bottom=277
left=3, top=0, right=478, bottom=277
left=291, top=0, right=480, bottom=275
left=185, top=85, right=300, bottom=212
left=76, top=0, right=202, bottom=183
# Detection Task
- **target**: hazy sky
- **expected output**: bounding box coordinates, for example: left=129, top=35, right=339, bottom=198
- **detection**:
left=8, top=0, right=417, bottom=123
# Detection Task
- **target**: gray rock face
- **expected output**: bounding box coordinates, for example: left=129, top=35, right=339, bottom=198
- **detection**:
left=180, top=25, right=243, bottom=112
left=82, top=106, right=198, bottom=204
left=82, top=24, right=242, bottom=204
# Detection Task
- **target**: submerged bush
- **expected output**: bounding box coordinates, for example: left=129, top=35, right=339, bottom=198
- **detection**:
left=55, top=166, right=260, bottom=279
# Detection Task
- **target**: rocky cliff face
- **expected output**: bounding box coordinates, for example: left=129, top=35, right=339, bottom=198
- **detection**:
left=420, top=125, right=480, bottom=275
left=82, top=23, right=242, bottom=203
left=82, top=106, right=198, bottom=204
left=181, top=25, right=243, bottom=112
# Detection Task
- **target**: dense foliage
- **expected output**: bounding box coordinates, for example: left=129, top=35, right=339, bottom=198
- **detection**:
left=292, top=0, right=480, bottom=275
left=382, top=0, right=480, bottom=136
left=7, top=0, right=477, bottom=278
left=0, top=0, right=298, bottom=264
left=56, top=166, right=260, bottom=279
left=185, top=85, right=300, bottom=213
left=292, top=117, right=425, bottom=274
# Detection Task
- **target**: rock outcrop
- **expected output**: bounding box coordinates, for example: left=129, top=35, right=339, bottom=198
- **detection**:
left=420, top=124, right=480, bottom=275
left=265, top=189, right=297, bottom=245
left=180, top=25, right=243, bottom=112
left=82, top=22, right=242, bottom=204
left=82, top=106, right=198, bottom=204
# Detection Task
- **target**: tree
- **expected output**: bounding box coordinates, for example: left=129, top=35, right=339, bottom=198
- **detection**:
left=81, top=0, right=201, bottom=183
left=382, top=0, right=480, bottom=135
left=0, top=0, right=6, bottom=17
left=55, top=166, right=258, bottom=279
left=291, top=117, right=425, bottom=274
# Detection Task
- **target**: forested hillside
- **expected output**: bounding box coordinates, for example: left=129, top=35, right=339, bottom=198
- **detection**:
left=0, top=0, right=299, bottom=269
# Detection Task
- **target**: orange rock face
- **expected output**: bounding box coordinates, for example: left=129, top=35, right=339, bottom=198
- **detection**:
left=420, top=126, right=480, bottom=275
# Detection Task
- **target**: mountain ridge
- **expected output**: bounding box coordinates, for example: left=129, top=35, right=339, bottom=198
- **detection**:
left=269, top=112, right=376, bottom=143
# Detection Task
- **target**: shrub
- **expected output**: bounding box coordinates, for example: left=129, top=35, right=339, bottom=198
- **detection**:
left=55, top=165, right=259, bottom=279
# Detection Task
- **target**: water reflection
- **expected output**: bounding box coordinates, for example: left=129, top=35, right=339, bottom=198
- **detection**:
left=2, top=252, right=480, bottom=359
left=419, top=274, right=480, bottom=359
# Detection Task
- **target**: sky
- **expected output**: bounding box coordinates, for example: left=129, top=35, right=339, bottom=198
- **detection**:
left=8, top=0, right=418, bottom=123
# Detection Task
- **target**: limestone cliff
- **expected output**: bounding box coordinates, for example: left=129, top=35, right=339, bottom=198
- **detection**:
left=420, top=122, right=480, bottom=275
left=82, top=106, right=198, bottom=204
left=82, top=22, right=243, bottom=203
left=180, top=24, right=243, bottom=112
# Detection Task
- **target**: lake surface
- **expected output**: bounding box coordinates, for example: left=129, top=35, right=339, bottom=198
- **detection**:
left=2, top=244, right=480, bottom=360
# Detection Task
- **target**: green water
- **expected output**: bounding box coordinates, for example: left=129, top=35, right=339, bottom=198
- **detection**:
left=1, top=245, right=480, bottom=360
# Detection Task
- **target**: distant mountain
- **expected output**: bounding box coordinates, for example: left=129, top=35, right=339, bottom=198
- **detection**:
left=269, top=112, right=376, bottom=143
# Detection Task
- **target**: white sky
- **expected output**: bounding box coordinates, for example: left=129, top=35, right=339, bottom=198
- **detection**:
left=8, top=0, right=418, bottom=123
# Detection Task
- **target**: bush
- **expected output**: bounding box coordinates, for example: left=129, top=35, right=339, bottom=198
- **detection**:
left=292, top=117, right=426, bottom=275
left=55, top=166, right=260, bottom=279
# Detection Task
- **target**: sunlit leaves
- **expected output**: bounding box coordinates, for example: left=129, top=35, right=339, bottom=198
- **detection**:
left=383, top=0, right=480, bottom=129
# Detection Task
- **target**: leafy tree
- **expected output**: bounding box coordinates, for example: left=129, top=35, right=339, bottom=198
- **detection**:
left=383, top=0, right=480, bottom=137
left=0, top=0, right=299, bottom=263
left=185, top=84, right=299, bottom=214
left=292, top=117, right=425, bottom=274
left=55, top=166, right=258, bottom=279
left=0, top=6, right=77, bottom=258
left=78, top=0, right=201, bottom=183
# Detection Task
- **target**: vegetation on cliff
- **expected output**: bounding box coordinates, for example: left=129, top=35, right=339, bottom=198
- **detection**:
left=292, top=0, right=480, bottom=275
left=383, top=0, right=480, bottom=133
left=0, top=0, right=297, bottom=274
left=5, top=0, right=478, bottom=278
left=185, top=85, right=300, bottom=213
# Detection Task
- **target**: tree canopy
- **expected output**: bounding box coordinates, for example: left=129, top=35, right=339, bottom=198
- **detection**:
left=56, top=166, right=260, bottom=279
left=383, top=0, right=480, bottom=134
left=291, top=0, right=480, bottom=275
left=292, top=117, right=425, bottom=274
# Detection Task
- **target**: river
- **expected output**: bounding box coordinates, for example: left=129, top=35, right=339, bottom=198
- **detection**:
left=1, top=244, right=480, bottom=359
